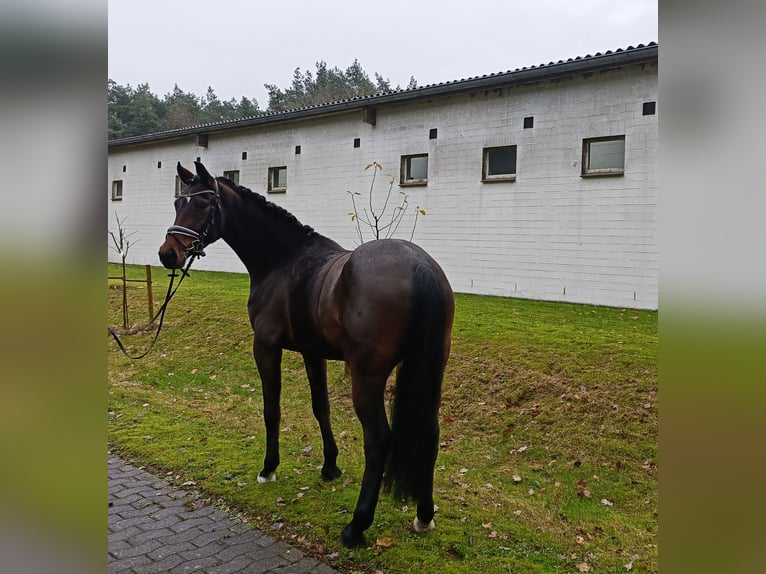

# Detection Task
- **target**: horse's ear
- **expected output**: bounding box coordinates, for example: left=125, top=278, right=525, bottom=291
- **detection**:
left=194, top=160, right=216, bottom=187
left=177, top=162, right=195, bottom=184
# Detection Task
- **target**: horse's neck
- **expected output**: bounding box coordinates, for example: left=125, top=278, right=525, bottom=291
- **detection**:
left=222, top=204, right=330, bottom=278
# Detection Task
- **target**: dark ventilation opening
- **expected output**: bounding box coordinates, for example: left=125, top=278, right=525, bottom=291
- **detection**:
left=523, top=116, right=534, bottom=129
left=642, top=101, right=656, bottom=115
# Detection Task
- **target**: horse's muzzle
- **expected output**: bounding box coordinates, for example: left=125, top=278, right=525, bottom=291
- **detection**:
left=158, top=239, right=186, bottom=269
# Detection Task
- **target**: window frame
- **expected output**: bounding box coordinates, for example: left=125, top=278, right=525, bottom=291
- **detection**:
left=174, top=176, right=184, bottom=198
left=223, top=170, right=240, bottom=185
left=268, top=166, right=287, bottom=193
left=111, top=179, right=123, bottom=201
left=481, top=145, right=518, bottom=182
left=400, top=154, right=428, bottom=187
left=581, top=135, right=626, bottom=177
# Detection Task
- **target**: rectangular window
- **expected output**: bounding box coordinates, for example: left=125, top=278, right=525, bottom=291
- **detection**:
left=400, top=154, right=428, bottom=186
left=482, top=146, right=517, bottom=182
left=268, top=166, right=287, bottom=193
left=582, top=136, right=625, bottom=176
left=223, top=170, right=240, bottom=185
left=111, top=180, right=123, bottom=201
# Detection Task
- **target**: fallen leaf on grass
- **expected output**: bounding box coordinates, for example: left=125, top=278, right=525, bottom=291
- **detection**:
left=375, top=537, right=396, bottom=555
left=576, top=480, right=591, bottom=498
left=376, top=537, right=396, bottom=548
left=576, top=562, right=591, bottom=572
left=601, top=498, right=614, bottom=506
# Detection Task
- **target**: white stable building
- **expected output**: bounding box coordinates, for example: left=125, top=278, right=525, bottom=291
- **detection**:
left=108, top=43, right=658, bottom=310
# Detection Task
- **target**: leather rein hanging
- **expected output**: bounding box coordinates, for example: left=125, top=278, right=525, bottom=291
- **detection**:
left=108, top=179, right=222, bottom=360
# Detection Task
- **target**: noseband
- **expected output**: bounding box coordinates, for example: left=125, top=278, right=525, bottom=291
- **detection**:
left=166, top=179, right=222, bottom=258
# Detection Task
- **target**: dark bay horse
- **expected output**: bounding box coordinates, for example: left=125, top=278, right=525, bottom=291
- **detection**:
left=158, top=161, right=454, bottom=547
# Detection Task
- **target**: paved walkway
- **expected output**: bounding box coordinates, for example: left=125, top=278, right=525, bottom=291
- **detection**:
left=108, top=454, right=337, bottom=574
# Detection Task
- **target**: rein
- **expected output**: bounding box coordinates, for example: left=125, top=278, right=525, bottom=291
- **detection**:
left=108, top=255, right=196, bottom=360
left=108, top=179, right=222, bottom=360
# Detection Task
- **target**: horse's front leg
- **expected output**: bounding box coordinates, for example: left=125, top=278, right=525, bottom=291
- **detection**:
left=253, top=341, right=282, bottom=482
left=303, top=354, right=342, bottom=481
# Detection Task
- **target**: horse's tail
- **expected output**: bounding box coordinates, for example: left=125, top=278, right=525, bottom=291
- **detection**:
left=384, top=261, right=451, bottom=504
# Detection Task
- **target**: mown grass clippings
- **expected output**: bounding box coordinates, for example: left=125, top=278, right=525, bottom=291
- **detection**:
left=108, top=264, right=657, bottom=573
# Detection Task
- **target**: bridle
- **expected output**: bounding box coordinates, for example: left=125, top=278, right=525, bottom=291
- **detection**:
left=166, top=178, right=223, bottom=258
left=108, top=177, right=224, bottom=360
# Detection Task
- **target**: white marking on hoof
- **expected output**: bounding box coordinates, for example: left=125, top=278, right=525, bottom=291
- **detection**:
left=413, top=517, right=435, bottom=532
left=257, top=472, right=276, bottom=483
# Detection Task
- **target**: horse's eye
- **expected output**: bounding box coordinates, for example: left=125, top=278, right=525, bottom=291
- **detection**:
left=192, top=196, right=211, bottom=208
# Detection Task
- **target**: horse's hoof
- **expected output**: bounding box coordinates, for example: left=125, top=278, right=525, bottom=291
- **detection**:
left=413, top=517, right=435, bottom=532
left=257, top=472, right=276, bottom=483
left=341, top=524, right=366, bottom=548
left=321, top=465, right=342, bottom=481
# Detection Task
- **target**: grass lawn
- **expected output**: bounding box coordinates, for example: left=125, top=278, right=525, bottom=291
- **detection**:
left=108, top=263, right=657, bottom=573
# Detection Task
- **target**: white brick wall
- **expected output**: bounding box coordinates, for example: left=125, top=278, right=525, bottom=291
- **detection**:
left=108, top=63, right=658, bottom=309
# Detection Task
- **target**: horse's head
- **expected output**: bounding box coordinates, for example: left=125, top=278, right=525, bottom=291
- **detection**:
left=158, top=161, right=225, bottom=269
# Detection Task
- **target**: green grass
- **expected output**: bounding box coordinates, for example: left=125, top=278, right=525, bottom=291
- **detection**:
left=108, top=264, right=657, bottom=573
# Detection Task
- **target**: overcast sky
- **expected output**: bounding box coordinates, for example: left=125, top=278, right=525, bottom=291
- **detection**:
left=108, top=0, right=657, bottom=107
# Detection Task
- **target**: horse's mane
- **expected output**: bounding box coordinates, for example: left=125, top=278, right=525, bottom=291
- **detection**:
left=215, top=176, right=317, bottom=237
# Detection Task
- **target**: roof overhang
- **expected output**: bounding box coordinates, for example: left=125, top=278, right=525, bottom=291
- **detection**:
left=108, top=43, right=657, bottom=150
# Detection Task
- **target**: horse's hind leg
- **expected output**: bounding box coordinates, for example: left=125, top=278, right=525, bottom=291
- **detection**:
left=341, top=372, right=391, bottom=548
left=414, top=453, right=437, bottom=532
left=253, top=341, right=282, bottom=482
left=303, top=354, right=341, bottom=481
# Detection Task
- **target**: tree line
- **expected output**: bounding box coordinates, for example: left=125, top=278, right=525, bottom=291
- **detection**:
left=109, top=59, right=416, bottom=140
